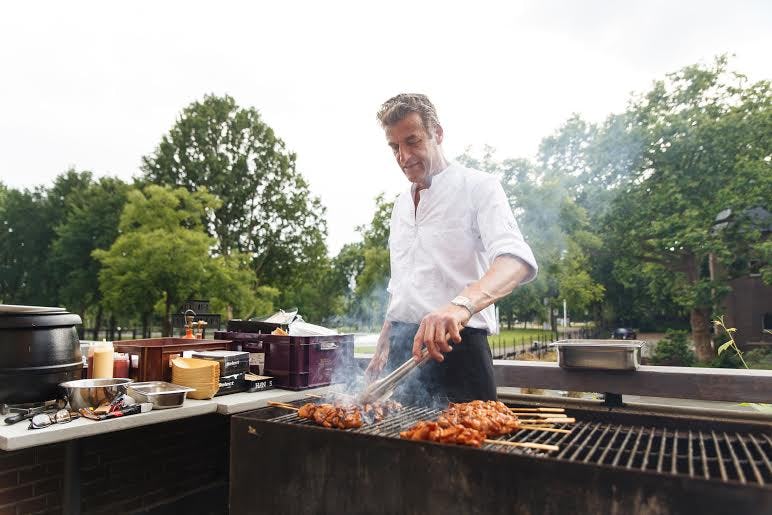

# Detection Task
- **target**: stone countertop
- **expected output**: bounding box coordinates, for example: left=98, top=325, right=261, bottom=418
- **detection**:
left=0, top=386, right=331, bottom=451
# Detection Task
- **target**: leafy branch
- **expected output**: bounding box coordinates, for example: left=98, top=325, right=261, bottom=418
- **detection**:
left=713, top=315, right=749, bottom=369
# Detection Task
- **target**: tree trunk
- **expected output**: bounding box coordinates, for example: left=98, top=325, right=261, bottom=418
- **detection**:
left=141, top=312, right=149, bottom=338
left=93, top=304, right=103, bottom=340
left=163, top=296, right=172, bottom=337
left=691, top=307, right=715, bottom=362
left=108, top=316, right=116, bottom=341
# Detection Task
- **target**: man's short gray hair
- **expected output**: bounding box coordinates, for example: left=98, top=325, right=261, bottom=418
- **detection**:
left=376, top=93, right=440, bottom=135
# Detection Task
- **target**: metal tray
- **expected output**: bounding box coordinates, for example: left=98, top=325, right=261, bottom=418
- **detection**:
left=127, top=381, right=194, bottom=409
left=550, top=340, right=645, bottom=371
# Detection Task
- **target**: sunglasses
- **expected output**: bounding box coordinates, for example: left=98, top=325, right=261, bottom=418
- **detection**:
left=28, top=409, right=78, bottom=430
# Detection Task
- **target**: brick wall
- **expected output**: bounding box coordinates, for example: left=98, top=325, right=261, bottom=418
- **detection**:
left=0, top=414, right=229, bottom=514
left=0, top=444, right=63, bottom=514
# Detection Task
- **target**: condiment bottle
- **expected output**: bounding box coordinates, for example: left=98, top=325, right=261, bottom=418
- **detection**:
left=182, top=324, right=195, bottom=339
left=113, top=352, right=130, bottom=378
left=86, top=344, right=96, bottom=379
left=92, top=341, right=115, bottom=378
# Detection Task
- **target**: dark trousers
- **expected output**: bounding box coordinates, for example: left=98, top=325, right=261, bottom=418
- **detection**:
left=383, top=322, right=497, bottom=406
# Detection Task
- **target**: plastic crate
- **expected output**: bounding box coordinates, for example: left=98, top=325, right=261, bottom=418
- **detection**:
left=262, top=334, right=354, bottom=390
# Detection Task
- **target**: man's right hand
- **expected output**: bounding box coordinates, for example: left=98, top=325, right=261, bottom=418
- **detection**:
left=364, top=333, right=390, bottom=384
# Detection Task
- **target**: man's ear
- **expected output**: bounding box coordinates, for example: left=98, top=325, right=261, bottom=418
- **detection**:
left=434, top=124, right=444, bottom=144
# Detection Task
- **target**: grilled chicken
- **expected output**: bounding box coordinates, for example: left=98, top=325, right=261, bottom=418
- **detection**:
left=399, top=421, right=485, bottom=447
left=296, top=403, right=363, bottom=429
left=296, top=400, right=403, bottom=429
left=438, top=400, right=521, bottom=437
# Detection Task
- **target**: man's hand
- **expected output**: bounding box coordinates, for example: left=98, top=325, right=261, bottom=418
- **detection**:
left=365, top=329, right=390, bottom=384
left=412, top=304, right=470, bottom=362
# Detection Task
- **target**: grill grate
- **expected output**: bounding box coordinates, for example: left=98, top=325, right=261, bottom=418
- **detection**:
left=267, top=401, right=772, bottom=487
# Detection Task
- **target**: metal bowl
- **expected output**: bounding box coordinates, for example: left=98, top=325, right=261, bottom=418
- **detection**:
left=59, top=378, right=133, bottom=410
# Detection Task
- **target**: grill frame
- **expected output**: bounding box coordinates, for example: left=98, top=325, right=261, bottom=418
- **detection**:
left=230, top=402, right=772, bottom=515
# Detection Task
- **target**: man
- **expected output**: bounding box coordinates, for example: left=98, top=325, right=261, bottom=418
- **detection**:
left=364, top=93, right=538, bottom=404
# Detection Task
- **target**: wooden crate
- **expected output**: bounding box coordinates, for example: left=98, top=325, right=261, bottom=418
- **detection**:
left=114, top=338, right=233, bottom=383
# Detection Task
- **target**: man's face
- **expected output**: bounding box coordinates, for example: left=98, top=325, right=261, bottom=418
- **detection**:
left=385, top=112, right=443, bottom=186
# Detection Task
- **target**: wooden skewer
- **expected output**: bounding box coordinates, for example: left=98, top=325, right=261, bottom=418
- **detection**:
left=515, top=413, right=566, bottom=419
left=509, top=407, right=565, bottom=413
left=541, top=418, right=575, bottom=424
left=484, top=439, right=559, bottom=452
left=267, top=401, right=299, bottom=411
left=304, top=393, right=322, bottom=399
left=518, top=426, right=572, bottom=434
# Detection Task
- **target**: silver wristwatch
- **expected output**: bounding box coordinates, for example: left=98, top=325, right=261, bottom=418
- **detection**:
left=451, top=296, right=475, bottom=317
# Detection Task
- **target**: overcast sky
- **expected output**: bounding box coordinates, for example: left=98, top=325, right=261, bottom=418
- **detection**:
left=1, top=1, right=770, bottom=253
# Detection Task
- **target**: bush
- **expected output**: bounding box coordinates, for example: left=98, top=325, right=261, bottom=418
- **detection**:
left=650, top=330, right=696, bottom=367
left=707, top=349, right=744, bottom=369
left=744, top=347, right=772, bottom=370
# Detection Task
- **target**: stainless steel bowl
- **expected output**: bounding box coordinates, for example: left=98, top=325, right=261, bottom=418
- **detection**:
left=127, top=381, right=194, bottom=409
left=59, top=378, right=133, bottom=410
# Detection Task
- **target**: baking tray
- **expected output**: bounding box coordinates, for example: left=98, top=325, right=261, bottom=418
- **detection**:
left=550, top=340, right=645, bottom=370
left=127, top=381, right=194, bottom=409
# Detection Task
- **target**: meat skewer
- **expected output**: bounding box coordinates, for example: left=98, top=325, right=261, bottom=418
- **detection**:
left=399, top=421, right=486, bottom=447
left=269, top=400, right=403, bottom=429
left=509, top=407, right=565, bottom=413
left=484, top=440, right=560, bottom=452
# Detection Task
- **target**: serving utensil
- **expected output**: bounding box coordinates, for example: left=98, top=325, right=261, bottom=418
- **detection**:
left=358, top=348, right=431, bottom=404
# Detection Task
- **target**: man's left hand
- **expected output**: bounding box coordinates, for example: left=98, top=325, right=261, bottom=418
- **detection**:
left=412, top=304, right=470, bottom=362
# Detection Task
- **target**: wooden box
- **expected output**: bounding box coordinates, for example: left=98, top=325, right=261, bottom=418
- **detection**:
left=114, top=338, right=233, bottom=383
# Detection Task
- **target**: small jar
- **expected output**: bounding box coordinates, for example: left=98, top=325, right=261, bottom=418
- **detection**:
left=113, top=352, right=130, bottom=378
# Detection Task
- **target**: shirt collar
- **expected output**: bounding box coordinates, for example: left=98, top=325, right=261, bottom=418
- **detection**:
left=409, top=162, right=455, bottom=196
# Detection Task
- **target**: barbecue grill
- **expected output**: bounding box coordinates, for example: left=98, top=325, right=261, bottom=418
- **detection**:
left=230, top=397, right=772, bottom=515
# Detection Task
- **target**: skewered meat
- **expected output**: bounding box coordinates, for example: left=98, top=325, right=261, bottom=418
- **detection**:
left=399, top=421, right=485, bottom=447
left=361, top=399, right=403, bottom=423
left=297, top=403, right=363, bottom=429
left=296, top=400, right=402, bottom=429
left=438, top=400, right=521, bottom=436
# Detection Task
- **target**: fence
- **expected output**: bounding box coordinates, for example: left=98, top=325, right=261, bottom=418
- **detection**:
left=489, top=327, right=602, bottom=360
left=78, top=325, right=220, bottom=341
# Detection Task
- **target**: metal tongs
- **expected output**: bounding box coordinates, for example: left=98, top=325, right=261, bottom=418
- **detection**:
left=359, top=348, right=431, bottom=404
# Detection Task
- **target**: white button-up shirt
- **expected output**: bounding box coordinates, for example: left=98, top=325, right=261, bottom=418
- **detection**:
left=385, top=162, right=538, bottom=334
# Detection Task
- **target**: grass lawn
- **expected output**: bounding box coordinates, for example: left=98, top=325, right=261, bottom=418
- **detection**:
left=355, top=327, right=561, bottom=354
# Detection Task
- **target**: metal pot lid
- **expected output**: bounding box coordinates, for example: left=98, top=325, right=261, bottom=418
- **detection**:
left=0, top=305, right=67, bottom=314
left=0, top=307, right=81, bottom=329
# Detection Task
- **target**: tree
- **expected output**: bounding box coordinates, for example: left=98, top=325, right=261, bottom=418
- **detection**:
left=140, top=94, right=330, bottom=314
left=51, top=176, right=130, bottom=335
left=93, top=185, right=256, bottom=336
left=458, top=149, right=606, bottom=331
left=0, top=170, right=93, bottom=306
left=604, top=56, right=771, bottom=361
left=327, top=194, right=394, bottom=329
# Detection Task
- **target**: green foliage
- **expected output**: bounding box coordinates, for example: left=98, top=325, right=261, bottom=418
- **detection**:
left=0, top=170, right=94, bottom=306
left=51, top=177, right=130, bottom=317
left=713, top=315, right=749, bottom=369
left=324, top=194, right=394, bottom=329
left=604, top=56, right=771, bottom=359
left=743, top=347, right=772, bottom=370
left=650, top=330, right=696, bottom=367
left=457, top=148, right=606, bottom=329
left=93, top=185, right=256, bottom=335
left=141, top=94, right=330, bottom=319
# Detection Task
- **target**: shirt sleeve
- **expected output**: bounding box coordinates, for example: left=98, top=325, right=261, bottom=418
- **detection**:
left=472, top=176, right=538, bottom=284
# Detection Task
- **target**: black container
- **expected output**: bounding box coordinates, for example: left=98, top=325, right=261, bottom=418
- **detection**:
left=226, top=319, right=287, bottom=334
left=214, top=331, right=265, bottom=375
left=192, top=350, right=250, bottom=377
left=215, top=372, right=248, bottom=396
left=0, top=305, right=83, bottom=404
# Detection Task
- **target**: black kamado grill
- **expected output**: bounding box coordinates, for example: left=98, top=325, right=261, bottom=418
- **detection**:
left=230, top=396, right=772, bottom=515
